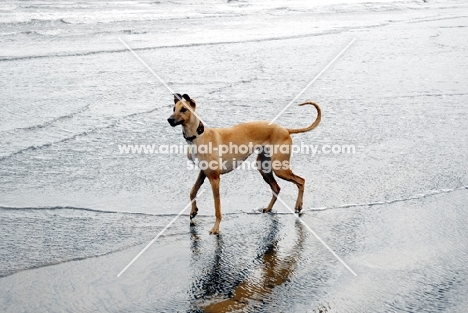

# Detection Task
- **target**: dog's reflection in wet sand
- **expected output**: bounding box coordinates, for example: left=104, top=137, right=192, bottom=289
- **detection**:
left=189, top=217, right=306, bottom=312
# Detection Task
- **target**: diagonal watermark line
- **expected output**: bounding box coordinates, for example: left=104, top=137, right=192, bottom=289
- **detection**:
left=273, top=192, right=357, bottom=276
left=117, top=189, right=206, bottom=277
left=118, top=37, right=207, bottom=126
left=269, top=38, right=356, bottom=125
left=118, top=37, right=176, bottom=95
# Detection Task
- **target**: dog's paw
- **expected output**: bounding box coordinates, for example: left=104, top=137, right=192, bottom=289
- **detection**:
left=294, top=209, right=304, bottom=216
left=209, top=228, right=219, bottom=235
left=190, top=208, right=198, bottom=219
left=262, top=208, right=272, bottom=213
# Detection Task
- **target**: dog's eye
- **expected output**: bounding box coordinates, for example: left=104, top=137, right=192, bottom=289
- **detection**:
left=180, top=107, right=188, bottom=113
left=173, top=107, right=175, bottom=112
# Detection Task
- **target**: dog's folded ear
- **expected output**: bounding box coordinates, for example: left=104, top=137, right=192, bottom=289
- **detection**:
left=182, top=94, right=196, bottom=108
left=189, top=99, right=196, bottom=108
left=173, top=93, right=182, bottom=104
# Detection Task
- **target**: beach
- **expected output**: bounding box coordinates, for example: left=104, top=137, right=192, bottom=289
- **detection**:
left=1, top=0, right=468, bottom=312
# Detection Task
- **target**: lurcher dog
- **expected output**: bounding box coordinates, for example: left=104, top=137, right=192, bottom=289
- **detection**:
left=167, top=94, right=321, bottom=234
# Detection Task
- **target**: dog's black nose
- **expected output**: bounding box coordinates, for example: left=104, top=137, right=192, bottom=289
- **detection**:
left=167, top=117, right=176, bottom=127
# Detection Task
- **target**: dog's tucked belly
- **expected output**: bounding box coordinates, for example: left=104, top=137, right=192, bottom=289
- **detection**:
left=219, top=154, right=252, bottom=174
left=187, top=145, right=254, bottom=174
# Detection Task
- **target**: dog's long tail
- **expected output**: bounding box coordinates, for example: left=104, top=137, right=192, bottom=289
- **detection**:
left=286, top=101, right=321, bottom=134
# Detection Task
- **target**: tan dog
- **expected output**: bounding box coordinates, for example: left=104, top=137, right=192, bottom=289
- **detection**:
left=167, top=94, right=321, bottom=234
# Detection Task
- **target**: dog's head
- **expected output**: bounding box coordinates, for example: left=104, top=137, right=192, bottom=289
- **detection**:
left=167, top=93, right=197, bottom=127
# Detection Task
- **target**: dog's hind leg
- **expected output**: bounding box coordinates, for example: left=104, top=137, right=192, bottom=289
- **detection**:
left=271, top=149, right=305, bottom=213
left=190, top=170, right=206, bottom=224
left=256, top=152, right=281, bottom=213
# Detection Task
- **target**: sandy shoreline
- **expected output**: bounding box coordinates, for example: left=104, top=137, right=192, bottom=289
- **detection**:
left=2, top=188, right=468, bottom=312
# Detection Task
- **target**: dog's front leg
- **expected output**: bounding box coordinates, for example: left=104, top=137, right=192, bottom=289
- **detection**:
left=207, top=172, right=221, bottom=235
left=190, top=170, right=206, bottom=225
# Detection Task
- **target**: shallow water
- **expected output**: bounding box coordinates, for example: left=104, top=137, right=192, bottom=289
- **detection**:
left=1, top=0, right=468, bottom=312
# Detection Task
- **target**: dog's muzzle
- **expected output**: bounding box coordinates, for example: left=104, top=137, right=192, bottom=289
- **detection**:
left=167, top=117, right=183, bottom=127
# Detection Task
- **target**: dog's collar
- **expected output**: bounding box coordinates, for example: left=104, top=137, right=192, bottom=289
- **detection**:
left=183, top=121, right=204, bottom=143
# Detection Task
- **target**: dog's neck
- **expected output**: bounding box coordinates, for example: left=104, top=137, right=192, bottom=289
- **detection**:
left=182, top=117, right=204, bottom=143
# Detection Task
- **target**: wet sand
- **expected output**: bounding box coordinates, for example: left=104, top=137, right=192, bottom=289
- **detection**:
left=2, top=188, right=468, bottom=312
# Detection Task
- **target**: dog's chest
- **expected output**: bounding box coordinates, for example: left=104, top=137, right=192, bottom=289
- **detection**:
left=186, top=145, right=197, bottom=163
